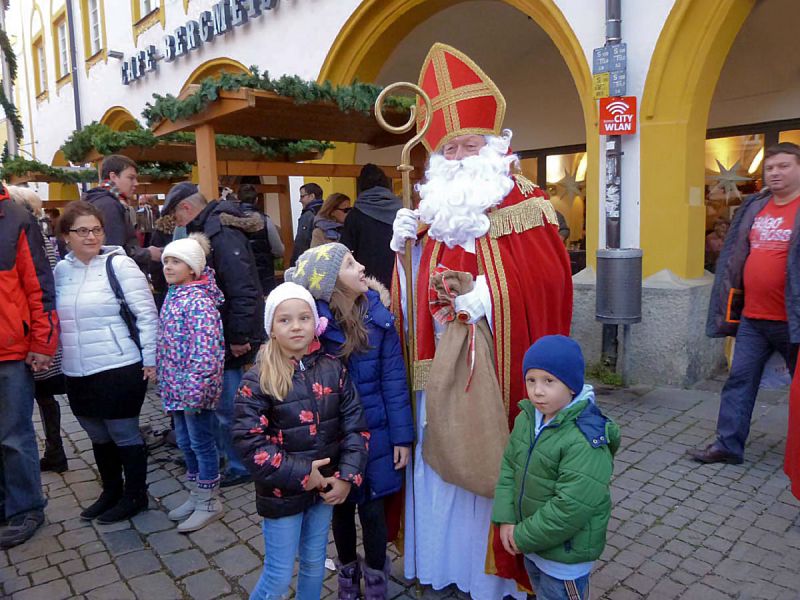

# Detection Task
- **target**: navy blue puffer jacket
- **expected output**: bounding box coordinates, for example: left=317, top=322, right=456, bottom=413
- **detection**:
left=317, top=280, right=414, bottom=503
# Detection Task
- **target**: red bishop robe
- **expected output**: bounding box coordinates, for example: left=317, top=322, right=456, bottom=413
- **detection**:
left=391, top=174, right=573, bottom=589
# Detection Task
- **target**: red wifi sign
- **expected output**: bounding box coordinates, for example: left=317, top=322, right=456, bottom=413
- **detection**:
left=599, top=96, right=637, bottom=135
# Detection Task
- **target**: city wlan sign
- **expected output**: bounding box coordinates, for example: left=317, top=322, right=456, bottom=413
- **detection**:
left=599, top=97, right=637, bottom=135
left=122, top=0, right=282, bottom=85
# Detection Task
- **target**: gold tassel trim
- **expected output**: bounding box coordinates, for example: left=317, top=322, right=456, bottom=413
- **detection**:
left=489, top=197, right=558, bottom=238
left=514, top=174, right=537, bottom=196
left=413, top=359, right=433, bottom=391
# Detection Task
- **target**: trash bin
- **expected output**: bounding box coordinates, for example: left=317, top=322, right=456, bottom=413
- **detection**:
left=595, top=248, right=642, bottom=324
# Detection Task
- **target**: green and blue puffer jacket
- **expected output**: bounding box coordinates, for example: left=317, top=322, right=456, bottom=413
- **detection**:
left=492, top=385, right=620, bottom=564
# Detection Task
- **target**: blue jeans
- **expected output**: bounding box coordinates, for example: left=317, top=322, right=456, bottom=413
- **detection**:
left=217, top=367, right=248, bottom=477
left=524, top=558, right=590, bottom=600
left=250, top=501, right=333, bottom=600
left=716, top=317, right=797, bottom=459
left=76, top=416, right=142, bottom=447
left=173, top=410, right=218, bottom=482
left=0, top=361, right=45, bottom=519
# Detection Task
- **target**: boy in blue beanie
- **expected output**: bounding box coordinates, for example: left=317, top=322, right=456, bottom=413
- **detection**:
left=492, top=335, right=620, bottom=600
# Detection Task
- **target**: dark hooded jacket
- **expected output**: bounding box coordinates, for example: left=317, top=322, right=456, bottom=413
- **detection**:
left=317, top=278, right=413, bottom=503
left=149, top=214, right=176, bottom=309
left=83, top=187, right=149, bottom=269
left=290, top=197, right=323, bottom=267
left=706, top=188, right=800, bottom=342
left=232, top=350, right=369, bottom=518
left=341, top=186, right=402, bottom=290
left=232, top=203, right=276, bottom=295
left=187, top=200, right=265, bottom=367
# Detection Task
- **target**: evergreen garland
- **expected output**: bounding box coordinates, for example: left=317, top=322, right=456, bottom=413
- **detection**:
left=142, top=66, right=413, bottom=127
left=0, top=156, right=97, bottom=183
left=137, top=161, right=192, bottom=180
left=0, top=27, right=16, bottom=82
left=62, top=122, right=334, bottom=164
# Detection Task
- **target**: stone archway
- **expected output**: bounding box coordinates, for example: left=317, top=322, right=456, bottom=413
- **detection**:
left=99, top=106, right=140, bottom=131
left=317, top=0, right=598, bottom=262
left=640, top=0, right=754, bottom=278
left=180, top=58, right=249, bottom=93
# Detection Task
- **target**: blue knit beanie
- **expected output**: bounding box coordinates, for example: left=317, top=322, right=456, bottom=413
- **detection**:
left=522, top=335, right=585, bottom=395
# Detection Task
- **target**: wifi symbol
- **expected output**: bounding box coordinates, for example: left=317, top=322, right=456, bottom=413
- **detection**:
left=607, top=101, right=629, bottom=115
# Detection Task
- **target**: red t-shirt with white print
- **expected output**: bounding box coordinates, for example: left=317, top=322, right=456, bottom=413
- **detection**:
left=743, top=195, right=800, bottom=321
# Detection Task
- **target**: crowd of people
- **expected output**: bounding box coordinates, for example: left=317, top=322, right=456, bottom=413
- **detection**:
left=4, top=42, right=800, bottom=600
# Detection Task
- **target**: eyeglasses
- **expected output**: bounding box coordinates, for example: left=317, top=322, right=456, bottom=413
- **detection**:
left=69, top=226, right=104, bottom=238
left=336, top=206, right=352, bottom=214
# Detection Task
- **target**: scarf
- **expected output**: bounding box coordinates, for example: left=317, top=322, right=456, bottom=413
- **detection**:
left=354, top=186, right=403, bottom=225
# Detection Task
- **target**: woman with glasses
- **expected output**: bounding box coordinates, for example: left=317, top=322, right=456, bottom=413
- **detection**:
left=311, top=193, right=351, bottom=248
left=54, top=201, right=158, bottom=523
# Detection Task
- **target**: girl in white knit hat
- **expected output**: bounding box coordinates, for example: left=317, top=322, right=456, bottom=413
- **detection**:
left=231, top=282, right=369, bottom=600
left=156, top=233, right=226, bottom=532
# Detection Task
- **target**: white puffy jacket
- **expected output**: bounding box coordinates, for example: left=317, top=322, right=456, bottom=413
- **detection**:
left=55, top=246, right=157, bottom=377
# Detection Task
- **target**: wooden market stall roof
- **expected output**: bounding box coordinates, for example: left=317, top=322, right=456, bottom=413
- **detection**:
left=151, top=86, right=414, bottom=148
left=83, top=142, right=324, bottom=165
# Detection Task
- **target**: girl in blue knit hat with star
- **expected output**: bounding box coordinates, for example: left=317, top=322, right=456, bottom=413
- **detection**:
left=491, top=335, right=620, bottom=600
left=285, top=242, right=413, bottom=600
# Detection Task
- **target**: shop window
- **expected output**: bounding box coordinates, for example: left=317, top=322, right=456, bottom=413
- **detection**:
left=779, top=130, right=800, bottom=145
left=32, top=34, right=47, bottom=97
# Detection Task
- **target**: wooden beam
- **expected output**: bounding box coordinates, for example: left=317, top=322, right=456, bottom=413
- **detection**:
left=276, top=175, right=293, bottom=266
left=195, top=124, right=218, bottom=200
left=216, top=161, right=405, bottom=179
left=152, top=91, right=250, bottom=137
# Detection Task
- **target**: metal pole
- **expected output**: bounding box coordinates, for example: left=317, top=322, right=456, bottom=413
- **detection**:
left=0, top=5, right=16, bottom=155
left=601, top=0, right=622, bottom=368
left=65, top=0, right=87, bottom=191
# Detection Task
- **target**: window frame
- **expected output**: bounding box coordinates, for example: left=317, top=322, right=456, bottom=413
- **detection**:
left=51, top=8, right=71, bottom=85
left=31, top=32, right=47, bottom=99
left=80, top=0, right=107, bottom=70
left=130, top=0, right=164, bottom=45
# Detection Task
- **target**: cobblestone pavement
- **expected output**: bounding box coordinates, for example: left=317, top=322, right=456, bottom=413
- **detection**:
left=2, top=376, right=800, bottom=599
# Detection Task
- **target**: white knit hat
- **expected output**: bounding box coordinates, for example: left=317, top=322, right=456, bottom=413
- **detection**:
left=162, top=233, right=209, bottom=276
left=264, top=282, right=327, bottom=338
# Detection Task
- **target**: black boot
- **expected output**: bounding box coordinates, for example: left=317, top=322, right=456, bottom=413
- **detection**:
left=97, top=444, right=149, bottom=524
left=81, top=443, right=123, bottom=520
left=37, top=396, right=68, bottom=473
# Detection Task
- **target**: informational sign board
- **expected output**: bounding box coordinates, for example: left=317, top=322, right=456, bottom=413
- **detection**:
left=599, top=96, right=637, bottom=135
left=592, top=43, right=627, bottom=98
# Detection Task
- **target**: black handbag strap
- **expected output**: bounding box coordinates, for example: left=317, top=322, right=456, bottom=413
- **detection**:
left=105, top=254, right=142, bottom=350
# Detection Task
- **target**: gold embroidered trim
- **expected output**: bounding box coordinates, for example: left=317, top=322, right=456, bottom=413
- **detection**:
left=413, top=359, right=433, bottom=391
left=514, top=174, right=538, bottom=196
left=488, top=198, right=558, bottom=239
left=487, top=235, right=512, bottom=411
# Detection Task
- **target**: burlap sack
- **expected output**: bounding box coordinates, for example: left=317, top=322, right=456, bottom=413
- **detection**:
left=423, top=270, right=510, bottom=498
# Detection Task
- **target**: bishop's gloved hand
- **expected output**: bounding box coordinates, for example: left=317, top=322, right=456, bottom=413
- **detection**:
left=390, top=208, right=419, bottom=254
left=454, top=276, right=492, bottom=325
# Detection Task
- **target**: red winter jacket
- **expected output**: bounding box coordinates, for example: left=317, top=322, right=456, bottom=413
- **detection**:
left=0, top=191, right=59, bottom=361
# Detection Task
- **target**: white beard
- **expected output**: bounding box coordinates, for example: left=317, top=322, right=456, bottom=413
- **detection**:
left=416, top=132, right=517, bottom=249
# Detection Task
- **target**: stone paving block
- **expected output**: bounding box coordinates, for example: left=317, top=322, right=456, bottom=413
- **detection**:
left=162, top=548, right=211, bottom=578
left=15, top=556, right=47, bottom=575
left=116, top=549, right=162, bottom=578
left=131, top=509, right=174, bottom=534
left=11, top=579, right=71, bottom=600
left=7, top=536, right=57, bottom=562
left=30, top=565, right=61, bottom=586
left=101, top=528, right=144, bottom=556
left=69, top=563, right=120, bottom=594
left=57, top=525, right=98, bottom=549
left=128, top=572, right=183, bottom=599
left=78, top=540, right=107, bottom=557
left=683, top=581, right=735, bottom=599
left=85, top=550, right=112, bottom=569
left=238, top=568, right=262, bottom=594
left=147, top=529, right=193, bottom=556
left=213, top=544, right=262, bottom=578
left=148, top=477, right=183, bottom=498
left=84, top=582, right=137, bottom=599
left=182, top=568, right=233, bottom=600
left=187, top=521, right=238, bottom=554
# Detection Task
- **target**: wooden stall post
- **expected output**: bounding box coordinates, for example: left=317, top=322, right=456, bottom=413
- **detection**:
left=195, top=124, right=219, bottom=199
left=276, top=175, right=293, bottom=266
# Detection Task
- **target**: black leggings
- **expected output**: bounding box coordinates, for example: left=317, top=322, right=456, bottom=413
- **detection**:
left=331, top=497, right=387, bottom=570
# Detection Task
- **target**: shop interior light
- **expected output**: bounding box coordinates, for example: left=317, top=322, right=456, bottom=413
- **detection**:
left=748, top=148, right=764, bottom=174
left=576, top=153, right=588, bottom=181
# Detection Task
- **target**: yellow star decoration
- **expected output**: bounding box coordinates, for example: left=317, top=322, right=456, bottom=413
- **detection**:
left=308, top=269, right=326, bottom=290
left=312, top=245, right=333, bottom=260
left=294, top=258, right=307, bottom=278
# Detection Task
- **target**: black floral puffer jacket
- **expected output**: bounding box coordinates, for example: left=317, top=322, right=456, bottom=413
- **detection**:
left=232, top=349, right=369, bottom=519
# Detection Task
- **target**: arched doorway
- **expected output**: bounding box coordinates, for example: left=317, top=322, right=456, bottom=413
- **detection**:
left=49, top=150, right=82, bottom=202
left=318, top=0, right=597, bottom=262
left=640, top=0, right=754, bottom=278
left=99, top=106, right=140, bottom=131
left=180, top=58, right=249, bottom=92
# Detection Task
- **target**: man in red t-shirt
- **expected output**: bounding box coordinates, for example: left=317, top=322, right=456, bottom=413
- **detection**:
left=692, top=143, right=800, bottom=464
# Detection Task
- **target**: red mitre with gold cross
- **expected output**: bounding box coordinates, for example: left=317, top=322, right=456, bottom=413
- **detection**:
left=416, top=43, right=506, bottom=154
